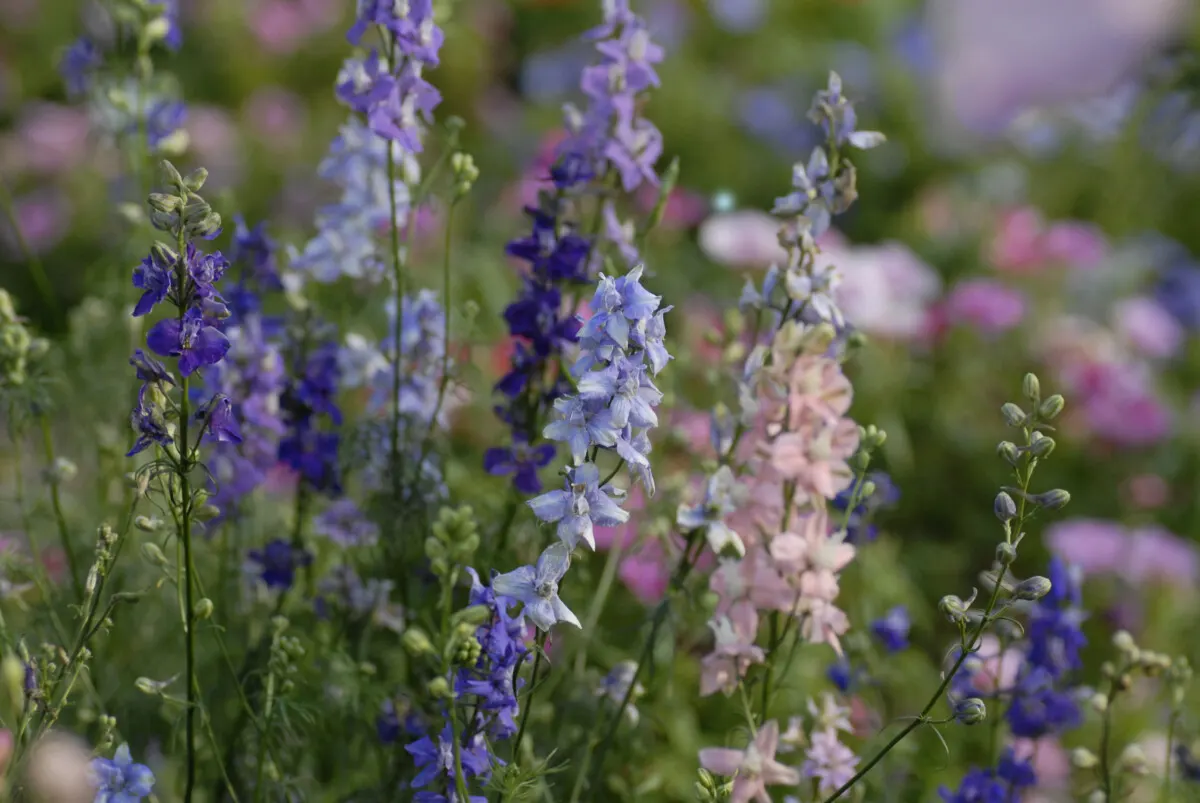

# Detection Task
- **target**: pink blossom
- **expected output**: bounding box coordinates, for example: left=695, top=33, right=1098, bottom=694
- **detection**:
left=243, top=87, right=308, bottom=149
left=698, top=210, right=788, bottom=269
left=1045, top=518, right=1129, bottom=576
left=786, top=357, right=854, bottom=426
left=768, top=417, right=859, bottom=503
left=989, top=207, right=1046, bottom=272
left=1074, top=362, right=1171, bottom=446
left=0, top=189, right=69, bottom=256
left=1112, top=297, right=1184, bottom=360
left=248, top=0, right=339, bottom=53
left=797, top=598, right=850, bottom=656
left=711, top=550, right=794, bottom=615
left=1122, top=474, right=1169, bottom=510
left=594, top=486, right=645, bottom=550
left=1042, top=222, right=1106, bottom=269
left=960, top=634, right=1022, bottom=694
left=1047, top=518, right=1198, bottom=587
left=185, top=106, right=243, bottom=189
left=1127, top=525, right=1199, bottom=587
left=635, top=184, right=709, bottom=229
left=618, top=537, right=670, bottom=604
left=700, top=600, right=766, bottom=696
left=944, top=279, right=1026, bottom=334
left=824, top=242, right=942, bottom=341
left=699, top=720, right=801, bottom=803
left=15, top=103, right=90, bottom=176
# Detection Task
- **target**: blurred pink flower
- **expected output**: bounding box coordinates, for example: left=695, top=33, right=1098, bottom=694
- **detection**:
left=944, top=279, right=1026, bottom=333
left=1112, top=297, right=1183, bottom=360
left=249, top=0, right=339, bottom=54
left=593, top=485, right=645, bottom=550
left=698, top=210, right=787, bottom=269
left=769, top=417, right=859, bottom=503
left=962, top=634, right=1023, bottom=694
left=699, top=599, right=765, bottom=696
left=989, top=207, right=1045, bottom=272
left=618, top=538, right=670, bottom=603
left=930, top=0, right=1188, bottom=135
left=699, top=720, right=800, bottom=803
left=1073, top=362, right=1172, bottom=446
left=243, top=87, right=308, bottom=149
left=1011, top=737, right=1071, bottom=790
left=15, top=104, right=90, bottom=176
left=0, top=189, right=69, bottom=256
left=634, top=184, right=708, bottom=229
left=1047, top=518, right=1198, bottom=587
left=1122, top=473, right=1169, bottom=510
left=823, top=241, right=942, bottom=340
left=185, top=106, right=243, bottom=189
left=1043, top=222, right=1106, bottom=269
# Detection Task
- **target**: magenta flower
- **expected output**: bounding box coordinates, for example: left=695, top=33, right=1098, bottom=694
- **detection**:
left=944, top=278, right=1026, bottom=334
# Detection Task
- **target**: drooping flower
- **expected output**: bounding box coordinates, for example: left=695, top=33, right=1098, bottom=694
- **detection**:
left=491, top=542, right=581, bottom=631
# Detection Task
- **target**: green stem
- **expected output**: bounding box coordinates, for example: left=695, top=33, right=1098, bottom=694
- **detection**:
left=571, top=536, right=626, bottom=677
left=253, top=671, right=276, bottom=803
left=500, top=630, right=548, bottom=803
left=1161, top=709, right=1178, bottom=803
left=1099, top=680, right=1120, bottom=802
left=758, top=612, right=781, bottom=718
left=0, top=176, right=56, bottom=312
left=37, top=415, right=82, bottom=601
left=181, top=370, right=197, bottom=803
left=411, top=201, right=457, bottom=477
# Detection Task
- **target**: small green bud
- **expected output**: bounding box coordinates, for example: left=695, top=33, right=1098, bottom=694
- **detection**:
left=135, top=515, right=164, bottom=533
left=1022, top=373, right=1041, bottom=405
left=143, top=16, right=171, bottom=43
left=954, top=697, right=986, bottom=725
left=859, top=480, right=877, bottom=500
left=183, top=168, right=208, bottom=192
left=1118, top=744, right=1148, bottom=776
left=147, top=193, right=180, bottom=213
left=1012, top=576, right=1052, bottom=601
left=159, top=159, right=185, bottom=190
left=45, top=457, right=78, bottom=485
left=1030, top=489, right=1070, bottom=511
left=402, top=627, right=434, bottom=658
left=193, top=598, right=214, bottom=620
left=1000, top=403, right=1026, bottom=428
left=1071, top=747, right=1098, bottom=769
left=1112, top=630, right=1136, bottom=654
left=997, top=441, right=1020, bottom=466
left=938, top=594, right=969, bottom=624
left=427, top=676, right=452, bottom=700
left=995, top=542, right=1018, bottom=566
left=1090, top=692, right=1108, bottom=713
left=193, top=504, right=222, bottom=522
left=451, top=605, right=492, bottom=629
left=1028, top=432, right=1055, bottom=458
left=1038, top=394, right=1065, bottom=420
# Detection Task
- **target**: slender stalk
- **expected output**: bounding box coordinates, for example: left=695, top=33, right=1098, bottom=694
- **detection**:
left=180, top=370, right=197, bottom=803
left=758, top=612, right=781, bottom=718
left=410, top=201, right=457, bottom=477
left=37, top=415, right=82, bottom=601
left=1161, top=709, right=1178, bottom=803
left=1099, top=679, right=1120, bottom=802
left=572, top=536, right=626, bottom=677
left=0, top=176, right=56, bottom=312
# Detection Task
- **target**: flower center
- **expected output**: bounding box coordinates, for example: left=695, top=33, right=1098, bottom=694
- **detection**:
left=536, top=580, right=557, bottom=599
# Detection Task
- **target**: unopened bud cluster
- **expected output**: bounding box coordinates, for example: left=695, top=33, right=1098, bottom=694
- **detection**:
left=426, top=505, right=480, bottom=578
left=0, top=289, right=51, bottom=389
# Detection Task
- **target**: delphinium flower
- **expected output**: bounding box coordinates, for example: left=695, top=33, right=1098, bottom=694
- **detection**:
left=699, top=720, right=801, bottom=803
left=247, top=539, right=314, bottom=591
left=939, top=748, right=1037, bottom=803
left=202, top=217, right=288, bottom=519
left=277, top=325, right=344, bottom=496
left=870, top=606, right=911, bottom=653
left=405, top=721, right=491, bottom=803
left=126, top=161, right=230, bottom=799
left=453, top=567, right=532, bottom=740
left=528, top=264, right=670, bottom=547
left=487, top=0, right=668, bottom=498
left=60, top=3, right=188, bottom=157
left=92, top=743, right=156, bottom=802
left=798, top=694, right=860, bottom=797
left=831, top=470, right=899, bottom=543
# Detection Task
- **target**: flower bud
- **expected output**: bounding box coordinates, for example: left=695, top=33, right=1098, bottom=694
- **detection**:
left=45, top=458, right=78, bottom=485
left=995, top=542, right=1018, bottom=566
left=1027, top=433, right=1055, bottom=458
left=85, top=566, right=99, bottom=597
left=402, top=627, right=434, bottom=658
left=147, top=193, right=180, bottom=214
left=1000, top=403, right=1026, bottom=428
left=1038, top=394, right=1065, bottom=420
left=183, top=168, right=208, bottom=193
left=135, top=515, right=164, bottom=533
left=1030, top=489, right=1070, bottom=511
left=938, top=595, right=969, bottom=624
left=1022, top=373, right=1041, bottom=404
left=993, top=492, right=1017, bottom=522
left=1118, top=744, right=1148, bottom=776
left=1071, top=747, right=1098, bottom=769
left=954, top=697, right=986, bottom=725
left=427, top=676, right=452, bottom=700
left=193, top=504, right=222, bottom=522
left=1112, top=630, right=1136, bottom=654
left=451, top=605, right=491, bottom=629
left=159, top=159, right=185, bottom=190
left=140, top=543, right=169, bottom=567
left=1090, top=692, right=1108, bottom=713
left=997, top=441, right=1020, bottom=466
left=1012, top=576, right=1052, bottom=601
left=193, top=598, right=214, bottom=620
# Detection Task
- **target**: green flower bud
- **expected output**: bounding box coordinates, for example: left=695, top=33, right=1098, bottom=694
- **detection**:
left=954, top=697, right=986, bottom=725
left=1027, top=432, right=1055, bottom=458
left=193, top=598, right=214, bottom=620
left=994, top=492, right=1017, bottom=522
left=1038, top=394, right=1065, bottom=420
left=1022, top=373, right=1041, bottom=405
left=183, top=168, right=208, bottom=193
left=135, top=516, right=164, bottom=533
left=1012, top=576, right=1052, bottom=601
left=451, top=605, right=492, bottom=629
left=427, top=676, right=452, bottom=700
left=402, top=627, right=434, bottom=658
left=1000, top=403, right=1027, bottom=428
left=159, top=159, right=185, bottom=190
left=995, top=542, right=1018, bottom=566
left=1030, top=489, right=1070, bottom=511
left=1071, top=747, right=1098, bottom=769
left=997, top=441, right=1020, bottom=466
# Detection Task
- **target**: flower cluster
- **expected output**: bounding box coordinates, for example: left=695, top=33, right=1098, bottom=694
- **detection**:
left=698, top=75, right=884, bottom=698
left=486, top=0, right=667, bottom=496
left=277, top=325, right=344, bottom=496
left=204, top=218, right=287, bottom=518
left=291, top=0, right=443, bottom=283
left=60, top=2, right=187, bottom=156
left=526, top=264, right=669, bottom=553
left=128, top=165, right=238, bottom=458
left=939, top=748, right=1037, bottom=803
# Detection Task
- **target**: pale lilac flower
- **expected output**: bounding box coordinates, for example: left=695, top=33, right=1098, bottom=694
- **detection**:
left=697, top=210, right=788, bottom=269
left=823, top=241, right=942, bottom=340
left=1112, top=297, right=1184, bottom=359
left=807, top=693, right=853, bottom=735
left=801, top=729, right=859, bottom=796
left=527, top=462, right=630, bottom=550
left=944, top=278, right=1026, bottom=334
left=491, top=542, right=581, bottom=631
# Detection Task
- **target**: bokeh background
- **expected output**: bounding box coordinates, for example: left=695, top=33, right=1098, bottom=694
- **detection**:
left=4, top=0, right=1200, bottom=797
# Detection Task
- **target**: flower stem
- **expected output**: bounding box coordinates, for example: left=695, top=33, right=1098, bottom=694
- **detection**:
left=180, top=372, right=198, bottom=803
left=1099, top=679, right=1120, bottom=802
left=0, top=176, right=56, bottom=313
left=37, top=414, right=82, bottom=601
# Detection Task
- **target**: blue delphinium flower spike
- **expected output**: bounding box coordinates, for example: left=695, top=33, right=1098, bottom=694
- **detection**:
left=491, top=542, right=581, bottom=632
